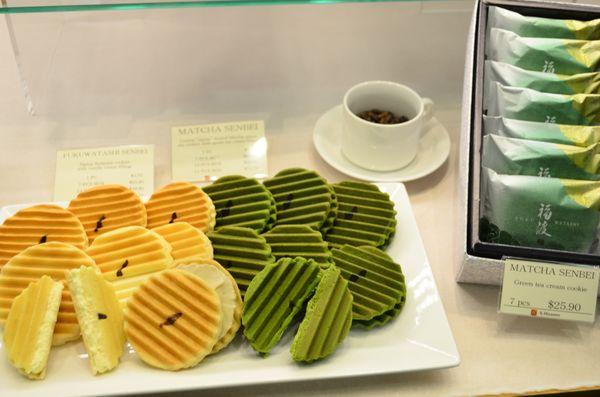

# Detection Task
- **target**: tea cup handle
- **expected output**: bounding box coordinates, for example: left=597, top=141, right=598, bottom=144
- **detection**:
left=422, top=97, right=435, bottom=124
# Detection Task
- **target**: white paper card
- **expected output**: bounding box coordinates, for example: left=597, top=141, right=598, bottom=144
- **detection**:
left=54, top=145, right=154, bottom=201
left=500, top=258, right=599, bottom=323
left=171, top=120, right=268, bottom=182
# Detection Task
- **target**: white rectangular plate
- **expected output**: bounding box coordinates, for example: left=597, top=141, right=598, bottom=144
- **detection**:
left=0, top=183, right=459, bottom=396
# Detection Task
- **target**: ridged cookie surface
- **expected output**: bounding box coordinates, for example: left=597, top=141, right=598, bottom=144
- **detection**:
left=67, top=185, right=147, bottom=244
left=0, top=204, right=88, bottom=269
left=263, top=225, right=332, bottom=268
left=208, top=226, right=274, bottom=298
left=203, top=175, right=276, bottom=233
left=242, top=257, right=321, bottom=355
left=331, top=245, right=405, bottom=321
left=0, top=242, right=97, bottom=345
left=124, top=269, right=222, bottom=370
left=291, top=266, right=352, bottom=362
left=66, top=266, right=126, bottom=375
left=153, top=222, right=213, bottom=266
left=145, top=182, right=216, bottom=233
left=263, top=168, right=337, bottom=233
left=176, top=258, right=242, bottom=354
left=86, top=226, right=173, bottom=308
left=3, top=276, right=63, bottom=380
left=325, top=182, right=396, bottom=249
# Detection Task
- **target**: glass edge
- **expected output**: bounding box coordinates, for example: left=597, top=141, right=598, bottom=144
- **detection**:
left=0, top=0, right=437, bottom=14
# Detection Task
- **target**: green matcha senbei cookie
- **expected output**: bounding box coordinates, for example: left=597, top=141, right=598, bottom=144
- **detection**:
left=325, top=181, right=397, bottom=250
left=208, top=226, right=275, bottom=298
left=203, top=175, right=277, bottom=233
left=242, top=257, right=321, bottom=355
left=263, top=168, right=337, bottom=234
left=331, top=245, right=406, bottom=321
left=262, top=225, right=332, bottom=268
left=291, top=265, right=353, bottom=362
left=353, top=297, right=406, bottom=330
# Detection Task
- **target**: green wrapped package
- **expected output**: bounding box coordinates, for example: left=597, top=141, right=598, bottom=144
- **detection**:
left=203, top=175, right=277, bottom=233
left=488, top=6, right=600, bottom=40
left=325, top=181, right=397, bottom=250
left=485, top=61, right=600, bottom=95
left=262, top=225, right=333, bottom=268
left=331, top=245, right=406, bottom=321
left=208, top=226, right=275, bottom=297
left=483, top=116, right=600, bottom=147
left=482, top=134, right=600, bottom=180
left=485, top=82, right=600, bottom=125
left=242, top=257, right=321, bottom=355
left=480, top=167, right=600, bottom=252
left=486, top=28, right=600, bottom=74
left=290, top=266, right=353, bottom=362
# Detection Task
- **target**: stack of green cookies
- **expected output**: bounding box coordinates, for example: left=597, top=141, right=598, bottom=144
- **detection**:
left=199, top=167, right=405, bottom=363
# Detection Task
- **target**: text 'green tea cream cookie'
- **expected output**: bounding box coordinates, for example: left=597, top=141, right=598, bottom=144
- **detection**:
left=3, top=276, right=62, bottom=380
left=485, top=82, right=600, bottom=126
left=203, top=175, right=277, bottom=233
left=177, top=259, right=243, bottom=354
left=486, top=28, right=600, bottom=74
left=86, top=226, right=173, bottom=308
left=208, top=226, right=275, bottom=297
left=263, top=168, right=337, bottom=233
left=66, top=266, right=126, bottom=375
left=485, top=60, right=600, bottom=95
left=483, top=134, right=600, bottom=180
left=152, top=222, right=213, bottom=266
left=242, top=257, right=321, bottom=355
left=291, top=266, right=352, bottom=362
left=480, top=167, right=600, bottom=252
left=488, top=6, right=600, bottom=40
left=483, top=116, right=600, bottom=147
left=325, top=182, right=397, bottom=250
left=331, top=245, right=406, bottom=321
left=262, top=225, right=332, bottom=268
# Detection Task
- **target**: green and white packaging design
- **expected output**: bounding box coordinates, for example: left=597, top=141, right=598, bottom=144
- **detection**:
left=483, top=116, right=600, bottom=147
left=482, top=134, right=600, bottom=180
left=485, top=82, right=600, bottom=125
left=488, top=6, right=600, bottom=40
left=480, top=167, right=600, bottom=252
left=486, top=28, right=600, bottom=74
left=485, top=61, right=600, bottom=95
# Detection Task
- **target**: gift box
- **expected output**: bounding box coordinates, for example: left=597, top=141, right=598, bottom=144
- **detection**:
left=456, top=0, right=600, bottom=286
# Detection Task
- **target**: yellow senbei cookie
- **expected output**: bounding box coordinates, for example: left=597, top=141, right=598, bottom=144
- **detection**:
left=0, top=242, right=98, bottom=345
left=66, top=266, right=126, bottom=375
left=177, top=258, right=242, bottom=354
left=145, top=182, right=216, bottom=233
left=152, top=222, right=213, bottom=266
left=124, top=269, right=222, bottom=370
left=3, top=276, right=63, bottom=380
left=67, top=184, right=147, bottom=244
left=86, top=226, right=173, bottom=308
left=0, top=204, right=88, bottom=269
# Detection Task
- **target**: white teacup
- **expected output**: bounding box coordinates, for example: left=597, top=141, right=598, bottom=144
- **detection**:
left=341, top=81, right=435, bottom=171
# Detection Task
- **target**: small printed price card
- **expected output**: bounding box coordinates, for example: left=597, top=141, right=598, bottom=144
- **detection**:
left=500, top=258, right=599, bottom=323
left=54, top=145, right=154, bottom=201
left=171, top=120, right=268, bottom=182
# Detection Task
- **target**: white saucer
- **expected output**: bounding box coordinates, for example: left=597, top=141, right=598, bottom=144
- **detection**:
left=313, top=105, right=451, bottom=182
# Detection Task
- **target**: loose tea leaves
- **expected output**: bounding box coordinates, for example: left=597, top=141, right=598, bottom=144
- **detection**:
left=356, top=109, right=409, bottom=124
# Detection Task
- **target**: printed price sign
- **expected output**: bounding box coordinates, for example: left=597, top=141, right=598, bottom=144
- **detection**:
left=54, top=145, right=154, bottom=201
left=171, top=120, right=268, bottom=182
left=500, top=258, right=599, bottom=323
